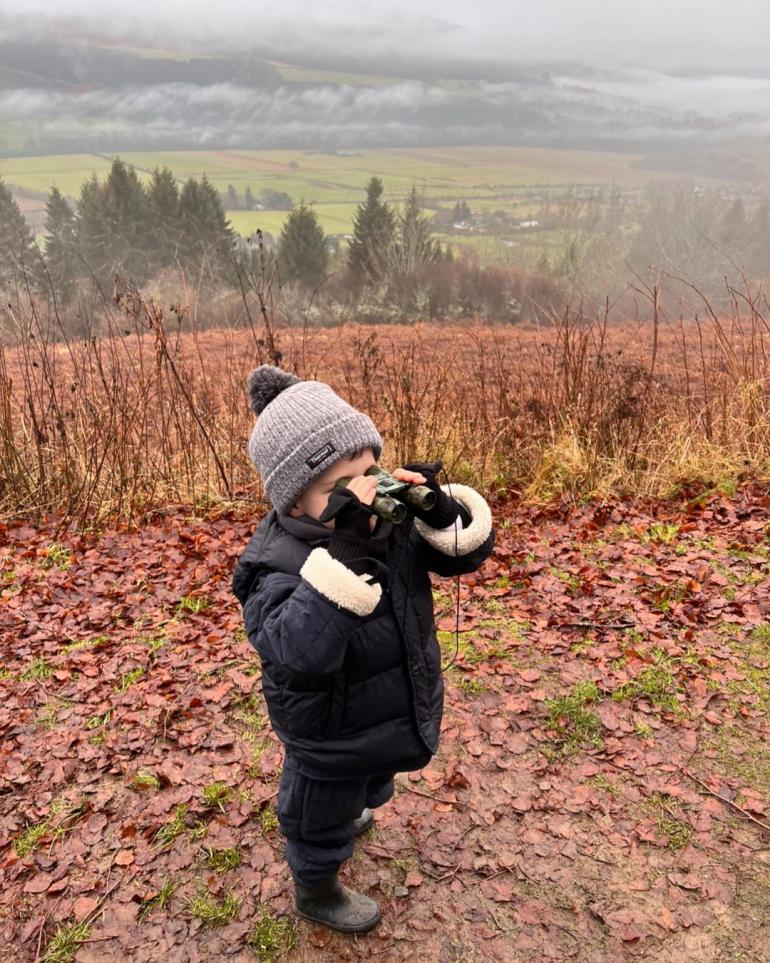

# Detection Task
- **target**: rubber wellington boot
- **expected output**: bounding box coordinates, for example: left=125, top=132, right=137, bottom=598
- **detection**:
left=295, top=873, right=380, bottom=933
left=353, top=807, right=374, bottom=836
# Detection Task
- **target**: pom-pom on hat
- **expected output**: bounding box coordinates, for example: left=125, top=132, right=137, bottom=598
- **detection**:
left=245, top=364, right=383, bottom=514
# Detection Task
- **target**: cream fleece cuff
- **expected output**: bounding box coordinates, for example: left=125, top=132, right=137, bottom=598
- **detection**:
left=300, top=547, right=382, bottom=616
left=413, top=484, right=492, bottom=556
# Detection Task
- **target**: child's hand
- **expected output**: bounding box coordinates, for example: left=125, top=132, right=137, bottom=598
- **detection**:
left=320, top=478, right=379, bottom=534
left=345, top=474, right=379, bottom=506
left=391, top=467, right=427, bottom=485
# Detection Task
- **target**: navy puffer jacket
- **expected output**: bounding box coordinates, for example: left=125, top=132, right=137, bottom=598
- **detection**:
left=231, top=482, right=495, bottom=779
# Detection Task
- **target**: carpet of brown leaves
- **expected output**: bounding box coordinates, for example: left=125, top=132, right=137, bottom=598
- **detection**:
left=1, top=483, right=769, bottom=961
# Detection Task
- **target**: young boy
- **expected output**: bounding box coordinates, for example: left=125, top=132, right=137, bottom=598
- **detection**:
left=231, top=365, right=495, bottom=933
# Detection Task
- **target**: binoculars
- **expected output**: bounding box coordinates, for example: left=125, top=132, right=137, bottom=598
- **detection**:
left=334, top=465, right=436, bottom=524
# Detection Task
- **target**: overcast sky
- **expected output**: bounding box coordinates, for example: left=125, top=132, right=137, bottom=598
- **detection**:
left=5, top=0, right=769, bottom=70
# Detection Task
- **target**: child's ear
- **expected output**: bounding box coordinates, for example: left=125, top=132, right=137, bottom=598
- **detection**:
left=288, top=503, right=301, bottom=517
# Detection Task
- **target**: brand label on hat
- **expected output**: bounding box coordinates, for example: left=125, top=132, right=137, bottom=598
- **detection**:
left=306, top=442, right=337, bottom=469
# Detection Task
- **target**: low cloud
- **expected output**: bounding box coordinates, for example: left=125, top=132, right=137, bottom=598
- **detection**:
left=3, top=76, right=767, bottom=158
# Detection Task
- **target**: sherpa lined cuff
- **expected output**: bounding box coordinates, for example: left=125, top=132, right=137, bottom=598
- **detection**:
left=300, top=547, right=382, bottom=617
left=413, top=484, right=493, bottom=556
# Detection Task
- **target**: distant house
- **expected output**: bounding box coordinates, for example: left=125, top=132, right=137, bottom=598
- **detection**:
left=517, top=220, right=540, bottom=229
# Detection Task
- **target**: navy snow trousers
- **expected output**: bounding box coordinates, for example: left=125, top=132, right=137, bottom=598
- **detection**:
left=277, top=756, right=395, bottom=887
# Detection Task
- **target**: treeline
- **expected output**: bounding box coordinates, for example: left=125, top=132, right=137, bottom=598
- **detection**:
left=0, top=160, right=236, bottom=300
left=531, top=184, right=770, bottom=301
left=261, top=177, right=548, bottom=322
left=219, top=185, right=293, bottom=211
left=0, top=159, right=549, bottom=330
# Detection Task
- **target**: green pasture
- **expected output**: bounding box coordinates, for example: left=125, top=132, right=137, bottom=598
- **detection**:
left=227, top=203, right=358, bottom=238
left=0, top=145, right=662, bottom=205
left=0, top=145, right=682, bottom=267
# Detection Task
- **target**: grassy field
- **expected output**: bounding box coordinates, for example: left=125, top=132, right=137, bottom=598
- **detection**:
left=2, top=144, right=748, bottom=269
left=0, top=145, right=700, bottom=241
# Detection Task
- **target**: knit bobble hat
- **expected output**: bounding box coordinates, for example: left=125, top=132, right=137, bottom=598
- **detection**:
left=245, top=364, right=383, bottom=514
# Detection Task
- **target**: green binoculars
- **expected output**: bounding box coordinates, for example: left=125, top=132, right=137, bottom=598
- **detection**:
left=334, top=465, right=437, bottom=525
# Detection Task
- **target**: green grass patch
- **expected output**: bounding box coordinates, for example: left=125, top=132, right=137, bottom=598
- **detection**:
left=202, top=846, right=242, bottom=873
left=37, top=698, right=75, bottom=730
left=138, top=879, right=179, bottom=920
left=713, top=624, right=770, bottom=718
left=154, top=803, right=190, bottom=847
left=633, top=717, right=654, bottom=738
left=202, top=782, right=235, bottom=813
left=20, top=658, right=54, bottom=682
left=86, top=711, right=110, bottom=730
left=86, top=710, right=110, bottom=744
left=588, top=773, right=621, bottom=795
left=641, top=791, right=693, bottom=851
left=750, top=625, right=770, bottom=647
left=640, top=522, right=680, bottom=544
left=704, top=726, right=770, bottom=805
left=42, top=921, right=91, bottom=963
left=14, top=818, right=50, bottom=857
left=548, top=566, right=581, bottom=592
left=131, top=771, right=160, bottom=791
left=248, top=907, right=297, bottom=960
left=545, top=680, right=602, bottom=755
left=136, top=630, right=168, bottom=655
left=114, top=666, right=145, bottom=692
left=437, top=628, right=514, bottom=664
left=62, top=634, right=108, bottom=653
left=612, top=649, right=683, bottom=713
left=41, top=544, right=72, bottom=570
left=570, top=635, right=595, bottom=656
left=187, top=889, right=241, bottom=927
left=246, top=738, right=273, bottom=778
left=647, top=580, right=695, bottom=613
left=431, top=588, right=451, bottom=608
left=456, top=675, right=489, bottom=696
left=258, top=802, right=279, bottom=834
left=231, top=692, right=267, bottom=735
left=177, top=594, right=210, bottom=615
left=152, top=803, right=207, bottom=846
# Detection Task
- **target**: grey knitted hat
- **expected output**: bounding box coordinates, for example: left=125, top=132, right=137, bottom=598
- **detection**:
left=245, top=365, right=383, bottom=514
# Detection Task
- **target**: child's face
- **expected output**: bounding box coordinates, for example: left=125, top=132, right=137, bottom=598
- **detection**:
left=288, top=447, right=378, bottom=529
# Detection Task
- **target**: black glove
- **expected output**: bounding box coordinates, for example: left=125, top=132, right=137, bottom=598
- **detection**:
left=320, top=487, right=377, bottom=564
left=401, top=460, right=472, bottom=529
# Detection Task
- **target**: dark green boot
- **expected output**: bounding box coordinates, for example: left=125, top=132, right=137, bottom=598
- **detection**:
left=353, top=807, right=373, bottom=836
left=295, top=873, right=380, bottom=933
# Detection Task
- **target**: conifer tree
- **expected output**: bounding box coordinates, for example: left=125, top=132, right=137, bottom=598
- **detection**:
left=278, top=201, right=328, bottom=287
left=75, top=172, right=112, bottom=289
left=178, top=174, right=236, bottom=278
left=391, top=186, right=444, bottom=276
left=347, top=176, right=395, bottom=285
left=0, top=177, right=40, bottom=289
left=243, top=186, right=256, bottom=211
left=44, top=186, right=78, bottom=303
left=103, top=158, right=150, bottom=282
left=146, top=166, right=182, bottom=269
